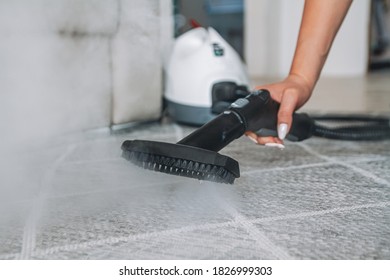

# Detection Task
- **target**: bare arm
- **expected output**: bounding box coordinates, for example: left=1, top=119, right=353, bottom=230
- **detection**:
left=247, top=0, right=353, bottom=146
left=291, top=0, right=353, bottom=89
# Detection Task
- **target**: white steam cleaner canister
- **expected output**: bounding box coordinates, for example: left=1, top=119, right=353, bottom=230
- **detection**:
left=164, top=27, right=249, bottom=125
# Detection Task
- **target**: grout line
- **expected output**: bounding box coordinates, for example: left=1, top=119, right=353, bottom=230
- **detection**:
left=297, top=143, right=390, bottom=187
left=20, top=200, right=38, bottom=260
left=251, top=201, right=390, bottom=224
left=242, top=162, right=332, bottom=175
left=236, top=218, right=293, bottom=259
left=209, top=185, right=293, bottom=259
left=19, top=144, right=77, bottom=260
left=3, top=200, right=389, bottom=259
left=241, top=156, right=388, bottom=176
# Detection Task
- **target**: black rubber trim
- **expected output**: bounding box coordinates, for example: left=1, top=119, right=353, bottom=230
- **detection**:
left=122, top=140, right=240, bottom=178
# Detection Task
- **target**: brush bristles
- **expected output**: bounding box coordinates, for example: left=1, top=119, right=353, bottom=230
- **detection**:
left=123, top=150, right=236, bottom=184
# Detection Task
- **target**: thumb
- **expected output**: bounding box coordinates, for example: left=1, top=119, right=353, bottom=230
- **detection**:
left=277, top=89, right=298, bottom=140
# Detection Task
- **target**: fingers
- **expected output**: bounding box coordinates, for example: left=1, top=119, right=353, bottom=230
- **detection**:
left=277, top=89, right=299, bottom=140
left=248, top=134, right=285, bottom=149
left=245, top=131, right=259, bottom=144
left=245, top=132, right=284, bottom=146
left=257, top=136, right=280, bottom=145
left=253, top=76, right=312, bottom=144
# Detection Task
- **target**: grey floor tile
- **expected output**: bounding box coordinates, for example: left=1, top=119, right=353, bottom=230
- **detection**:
left=0, top=145, right=71, bottom=203
left=0, top=201, right=32, bottom=257
left=32, top=225, right=276, bottom=260
left=304, top=138, right=390, bottom=162
left=49, top=159, right=199, bottom=197
left=222, top=138, right=325, bottom=172
left=253, top=206, right=390, bottom=259
left=34, top=180, right=232, bottom=251
left=230, top=165, right=390, bottom=220
left=354, top=160, right=390, bottom=182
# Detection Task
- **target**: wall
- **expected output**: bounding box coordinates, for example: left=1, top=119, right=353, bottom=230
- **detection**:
left=245, top=0, right=371, bottom=78
left=0, top=0, right=173, bottom=150
left=112, top=0, right=173, bottom=125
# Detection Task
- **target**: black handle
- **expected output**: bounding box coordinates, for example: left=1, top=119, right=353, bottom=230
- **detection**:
left=177, top=89, right=314, bottom=153
left=177, top=110, right=245, bottom=152
left=229, top=90, right=314, bottom=141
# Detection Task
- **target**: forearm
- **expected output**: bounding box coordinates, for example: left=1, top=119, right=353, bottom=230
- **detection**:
left=290, top=0, right=353, bottom=90
left=252, top=0, right=353, bottom=144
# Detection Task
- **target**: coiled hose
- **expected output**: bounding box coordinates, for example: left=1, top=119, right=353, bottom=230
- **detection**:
left=310, top=114, right=390, bottom=140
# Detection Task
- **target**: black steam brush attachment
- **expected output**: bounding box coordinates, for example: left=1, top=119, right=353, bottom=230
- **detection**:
left=121, top=90, right=314, bottom=184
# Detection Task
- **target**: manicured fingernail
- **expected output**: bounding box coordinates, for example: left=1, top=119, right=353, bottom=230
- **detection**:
left=265, top=143, right=285, bottom=149
left=247, top=135, right=258, bottom=144
left=278, top=123, right=288, bottom=140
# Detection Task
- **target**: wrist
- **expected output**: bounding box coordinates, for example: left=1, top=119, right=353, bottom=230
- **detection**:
left=287, top=72, right=316, bottom=92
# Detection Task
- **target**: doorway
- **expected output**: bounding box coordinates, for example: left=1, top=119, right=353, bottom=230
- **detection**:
left=173, top=0, right=245, bottom=58
left=370, top=0, right=390, bottom=70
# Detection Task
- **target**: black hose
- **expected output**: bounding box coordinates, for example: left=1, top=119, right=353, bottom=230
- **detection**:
left=310, top=114, right=390, bottom=140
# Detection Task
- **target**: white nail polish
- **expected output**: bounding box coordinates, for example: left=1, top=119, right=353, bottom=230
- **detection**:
left=247, top=135, right=258, bottom=144
left=278, top=123, right=288, bottom=140
left=265, top=143, right=285, bottom=149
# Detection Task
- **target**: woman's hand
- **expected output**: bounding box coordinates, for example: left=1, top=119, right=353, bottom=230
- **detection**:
left=245, top=0, right=352, bottom=147
left=245, top=73, right=313, bottom=145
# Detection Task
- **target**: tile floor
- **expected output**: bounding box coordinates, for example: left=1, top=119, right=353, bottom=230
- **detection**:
left=0, top=73, right=389, bottom=259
